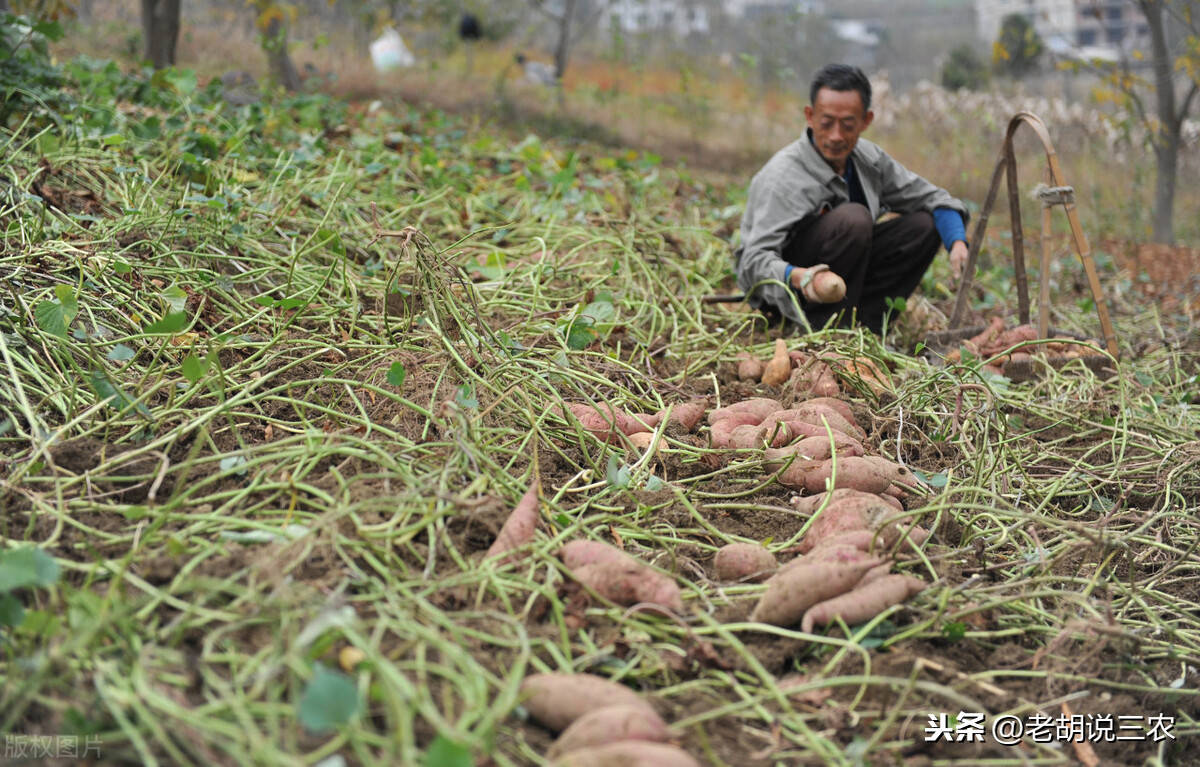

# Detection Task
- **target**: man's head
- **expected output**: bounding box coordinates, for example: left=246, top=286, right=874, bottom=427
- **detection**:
left=805, top=64, right=873, bottom=175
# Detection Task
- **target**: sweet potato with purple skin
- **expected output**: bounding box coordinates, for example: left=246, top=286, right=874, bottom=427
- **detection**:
left=761, top=339, right=792, bottom=387
left=706, top=397, right=782, bottom=426
left=521, top=673, right=652, bottom=733
left=485, top=479, right=540, bottom=563
left=750, top=557, right=885, bottom=627
left=713, top=543, right=777, bottom=582
left=551, top=742, right=701, bottom=767
left=791, top=489, right=903, bottom=515
left=547, top=704, right=672, bottom=759
left=736, top=352, right=765, bottom=382
left=803, top=456, right=891, bottom=495
left=800, top=574, right=927, bottom=633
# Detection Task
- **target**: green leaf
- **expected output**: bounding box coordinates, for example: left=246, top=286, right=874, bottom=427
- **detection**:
left=164, top=68, right=198, bottom=95
left=643, top=475, right=666, bottom=491
left=107, top=343, right=136, bottom=362
left=89, top=369, right=153, bottom=418
left=145, top=312, right=189, bottom=334
left=33, top=20, right=65, bottom=41
left=181, top=353, right=210, bottom=383
left=0, top=548, right=60, bottom=592
left=425, top=735, right=472, bottom=767
left=0, top=593, right=24, bottom=627
left=219, top=455, right=248, bottom=476
left=298, top=664, right=360, bottom=735
left=942, top=621, right=967, bottom=641
left=563, top=319, right=597, bottom=351
left=454, top=384, right=479, bottom=410
left=103, top=134, right=126, bottom=147
left=580, top=299, right=615, bottom=324
left=34, top=288, right=78, bottom=339
left=162, top=286, right=188, bottom=313
left=605, top=455, right=631, bottom=489
left=386, top=362, right=407, bottom=388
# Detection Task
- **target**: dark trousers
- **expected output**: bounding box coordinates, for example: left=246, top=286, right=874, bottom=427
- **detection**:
left=781, top=203, right=941, bottom=334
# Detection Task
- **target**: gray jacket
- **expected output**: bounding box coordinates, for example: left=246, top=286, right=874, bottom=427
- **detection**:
left=734, top=132, right=967, bottom=323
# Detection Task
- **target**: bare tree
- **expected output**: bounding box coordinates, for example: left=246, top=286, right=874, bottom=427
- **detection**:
left=526, top=0, right=608, bottom=82
left=254, top=0, right=301, bottom=92
left=140, top=0, right=180, bottom=69
left=1080, top=0, right=1199, bottom=243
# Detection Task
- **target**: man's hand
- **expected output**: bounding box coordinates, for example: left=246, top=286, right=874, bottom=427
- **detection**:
left=949, top=241, right=969, bottom=283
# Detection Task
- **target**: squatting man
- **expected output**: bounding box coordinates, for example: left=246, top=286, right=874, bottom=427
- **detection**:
left=734, top=63, right=969, bottom=334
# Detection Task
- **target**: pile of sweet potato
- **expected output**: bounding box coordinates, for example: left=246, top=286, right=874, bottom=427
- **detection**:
left=944, top=317, right=1097, bottom=374
left=736, top=341, right=891, bottom=396
left=521, top=672, right=700, bottom=766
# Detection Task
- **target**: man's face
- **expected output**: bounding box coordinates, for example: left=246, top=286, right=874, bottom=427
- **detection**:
left=804, top=87, right=873, bottom=174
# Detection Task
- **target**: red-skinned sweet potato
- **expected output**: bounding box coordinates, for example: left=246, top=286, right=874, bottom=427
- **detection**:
left=789, top=403, right=866, bottom=440
left=736, top=352, right=765, bottom=382
left=562, top=543, right=684, bottom=611
left=709, top=412, right=764, bottom=448
left=666, top=398, right=708, bottom=432
left=485, top=479, right=540, bottom=563
left=862, top=456, right=922, bottom=495
left=791, top=361, right=840, bottom=398
left=565, top=403, right=647, bottom=442
left=547, top=704, right=672, bottom=759
left=706, top=397, right=781, bottom=426
left=797, top=397, right=859, bottom=429
left=800, top=574, right=927, bottom=633
left=803, top=456, right=891, bottom=495
left=713, top=543, right=777, bottom=582
left=750, top=557, right=884, bottom=627
left=521, top=673, right=652, bottom=733
left=776, top=458, right=821, bottom=491
left=791, top=489, right=903, bottom=515
left=560, top=540, right=629, bottom=570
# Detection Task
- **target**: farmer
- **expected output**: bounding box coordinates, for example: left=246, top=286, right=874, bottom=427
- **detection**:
left=734, top=63, right=969, bottom=334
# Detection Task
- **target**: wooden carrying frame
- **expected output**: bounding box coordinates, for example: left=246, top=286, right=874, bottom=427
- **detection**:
left=928, top=112, right=1120, bottom=372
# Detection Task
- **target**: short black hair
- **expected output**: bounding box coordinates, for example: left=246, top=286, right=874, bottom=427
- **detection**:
left=810, top=64, right=872, bottom=112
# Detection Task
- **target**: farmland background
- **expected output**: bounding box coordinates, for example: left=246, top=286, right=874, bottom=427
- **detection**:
left=2, top=0, right=1199, bottom=765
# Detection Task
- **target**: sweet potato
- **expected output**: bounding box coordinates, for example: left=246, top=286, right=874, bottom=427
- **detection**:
left=485, top=478, right=541, bottom=563
left=547, top=704, right=671, bottom=759
left=795, top=504, right=870, bottom=553
left=797, top=397, right=859, bottom=429
left=761, top=339, right=792, bottom=387
left=706, top=397, right=781, bottom=426
left=666, top=398, right=707, bottom=432
left=791, top=489, right=903, bottom=515
left=790, top=403, right=867, bottom=440
left=709, top=412, right=763, bottom=448
left=763, top=435, right=863, bottom=468
left=736, top=352, right=764, bottom=382
left=628, top=412, right=663, bottom=431
left=565, top=403, right=646, bottom=442
left=750, top=557, right=884, bottom=627
left=776, top=458, right=820, bottom=491
left=806, top=529, right=879, bottom=554
left=782, top=543, right=877, bottom=571
left=791, top=359, right=840, bottom=398
left=625, top=431, right=657, bottom=453
left=521, top=673, right=651, bottom=733
left=713, top=543, right=777, bottom=582
left=560, top=541, right=630, bottom=570
left=861, top=456, right=921, bottom=495
left=551, top=742, right=701, bottom=767
left=564, top=547, right=684, bottom=611
left=803, top=456, right=891, bottom=495
left=857, top=562, right=893, bottom=586
left=800, top=574, right=927, bottom=633
left=810, top=270, right=846, bottom=302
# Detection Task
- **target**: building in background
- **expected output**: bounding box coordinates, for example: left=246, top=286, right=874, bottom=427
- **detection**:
left=974, top=0, right=1150, bottom=63
left=605, top=0, right=710, bottom=35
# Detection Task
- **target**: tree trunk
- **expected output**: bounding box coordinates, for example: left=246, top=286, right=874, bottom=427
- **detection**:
left=140, top=0, right=180, bottom=69
left=552, top=0, right=575, bottom=81
left=1141, top=0, right=1178, bottom=244
left=264, top=14, right=302, bottom=92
